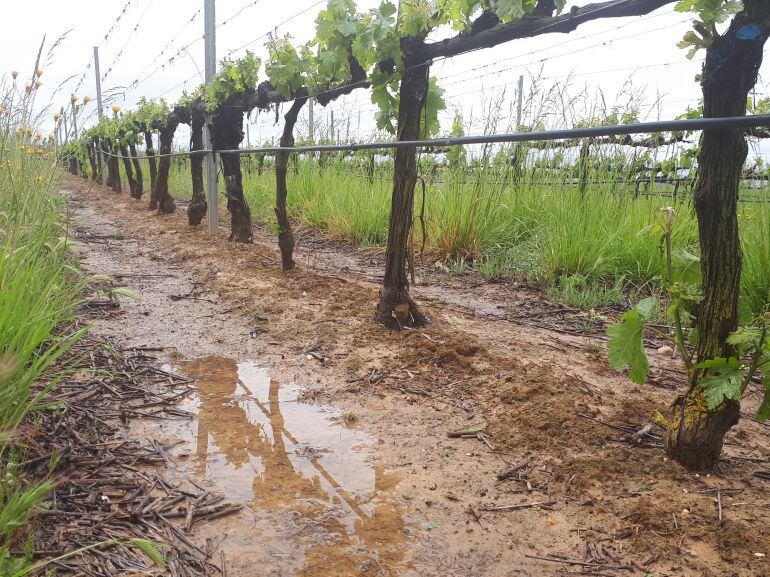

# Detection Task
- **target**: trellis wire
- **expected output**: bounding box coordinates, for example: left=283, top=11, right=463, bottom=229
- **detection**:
left=99, top=114, right=770, bottom=160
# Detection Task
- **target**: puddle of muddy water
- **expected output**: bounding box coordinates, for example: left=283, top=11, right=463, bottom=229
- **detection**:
left=157, top=356, right=413, bottom=576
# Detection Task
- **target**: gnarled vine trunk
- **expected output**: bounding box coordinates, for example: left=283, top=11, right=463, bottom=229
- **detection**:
left=145, top=131, right=159, bottom=210
left=664, top=1, right=770, bottom=471
left=67, top=157, right=78, bottom=176
left=275, top=97, right=307, bottom=271
left=376, top=39, right=431, bottom=328
left=155, top=119, right=179, bottom=214
left=188, top=110, right=207, bottom=226
left=129, top=141, right=143, bottom=198
left=87, top=141, right=98, bottom=181
left=107, top=145, right=122, bottom=193
left=210, top=106, right=251, bottom=243
left=95, top=139, right=104, bottom=181
left=120, top=146, right=138, bottom=198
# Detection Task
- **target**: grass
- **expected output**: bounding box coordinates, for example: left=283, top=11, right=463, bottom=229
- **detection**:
left=0, top=79, right=88, bottom=574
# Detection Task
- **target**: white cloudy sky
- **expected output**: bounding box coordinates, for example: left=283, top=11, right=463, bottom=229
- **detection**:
left=4, top=0, right=769, bottom=149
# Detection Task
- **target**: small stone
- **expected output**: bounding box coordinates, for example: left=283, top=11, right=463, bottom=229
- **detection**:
left=754, top=553, right=766, bottom=558
left=657, top=345, right=674, bottom=357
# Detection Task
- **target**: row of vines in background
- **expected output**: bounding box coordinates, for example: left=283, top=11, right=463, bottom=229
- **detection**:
left=142, top=143, right=770, bottom=315
left=60, top=0, right=770, bottom=473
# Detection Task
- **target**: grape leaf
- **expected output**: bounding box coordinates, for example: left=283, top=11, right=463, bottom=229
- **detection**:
left=697, top=357, right=743, bottom=410
left=634, top=296, right=659, bottom=322
left=607, top=309, right=649, bottom=384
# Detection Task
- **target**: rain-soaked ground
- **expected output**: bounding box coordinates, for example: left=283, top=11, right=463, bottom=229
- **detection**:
left=70, top=178, right=770, bottom=576
left=142, top=356, right=414, bottom=576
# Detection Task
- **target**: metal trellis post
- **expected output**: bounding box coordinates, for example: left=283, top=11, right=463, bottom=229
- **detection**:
left=94, top=46, right=108, bottom=186
left=62, top=112, right=69, bottom=146
left=204, top=0, right=218, bottom=235
left=71, top=95, right=78, bottom=139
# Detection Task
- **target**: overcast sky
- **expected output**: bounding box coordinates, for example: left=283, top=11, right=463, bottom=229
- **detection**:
left=5, top=0, right=769, bottom=151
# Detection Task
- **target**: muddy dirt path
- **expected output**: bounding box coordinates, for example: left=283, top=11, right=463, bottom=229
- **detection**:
left=66, top=176, right=769, bottom=577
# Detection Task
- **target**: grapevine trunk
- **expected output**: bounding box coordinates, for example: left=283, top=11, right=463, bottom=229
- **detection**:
left=664, top=0, right=770, bottom=471
left=188, top=111, right=207, bottom=226
left=275, top=97, right=307, bottom=271
left=156, top=120, right=179, bottom=214
left=129, top=141, right=143, bottom=198
left=120, top=146, right=138, bottom=199
left=210, top=106, right=251, bottom=243
left=144, top=131, right=159, bottom=210
left=376, top=39, right=431, bottom=328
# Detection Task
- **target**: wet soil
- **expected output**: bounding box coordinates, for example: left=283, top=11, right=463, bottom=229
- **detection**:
left=66, top=175, right=770, bottom=576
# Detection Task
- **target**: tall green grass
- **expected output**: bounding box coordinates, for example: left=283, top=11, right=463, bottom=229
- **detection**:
left=0, top=78, right=87, bottom=574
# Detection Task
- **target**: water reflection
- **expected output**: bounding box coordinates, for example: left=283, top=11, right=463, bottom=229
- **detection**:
left=181, top=357, right=410, bottom=576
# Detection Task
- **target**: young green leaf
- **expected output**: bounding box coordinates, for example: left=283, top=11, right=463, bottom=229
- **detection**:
left=634, top=296, right=659, bottom=322
left=607, top=309, right=649, bottom=385
left=697, top=357, right=743, bottom=410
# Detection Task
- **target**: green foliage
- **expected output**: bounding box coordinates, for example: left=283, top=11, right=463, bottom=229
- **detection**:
left=266, top=39, right=313, bottom=99
left=352, top=1, right=400, bottom=71
left=0, top=99, right=89, bottom=577
left=675, top=0, right=743, bottom=58
left=176, top=85, right=204, bottom=111
left=606, top=297, right=658, bottom=384
left=446, top=112, right=466, bottom=169
left=0, top=481, right=54, bottom=577
left=494, top=0, right=538, bottom=21
left=423, top=77, right=446, bottom=137
left=401, top=0, right=566, bottom=35
left=675, top=0, right=742, bottom=23
left=134, top=97, right=171, bottom=128
left=547, top=274, right=625, bottom=308
left=607, top=209, right=770, bottom=421
left=751, top=96, right=770, bottom=115
left=575, top=107, right=639, bottom=129
left=400, top=0, right=439, bottom=37
left=313, top=0, right=360, bottom=84
left=725, top=315, right=770, bottom=420
left=203, top=52, right=261, bottom=111
left=371, top=69, right=400, bottom=133
left=698, top=357, right=744, bottom=409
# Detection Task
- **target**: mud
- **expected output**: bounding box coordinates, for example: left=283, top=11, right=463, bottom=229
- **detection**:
left=66, top=176, right=770, bottom=577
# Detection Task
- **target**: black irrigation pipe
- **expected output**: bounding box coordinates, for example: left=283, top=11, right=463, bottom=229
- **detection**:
left=99, top=114, right=770, bottom=161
